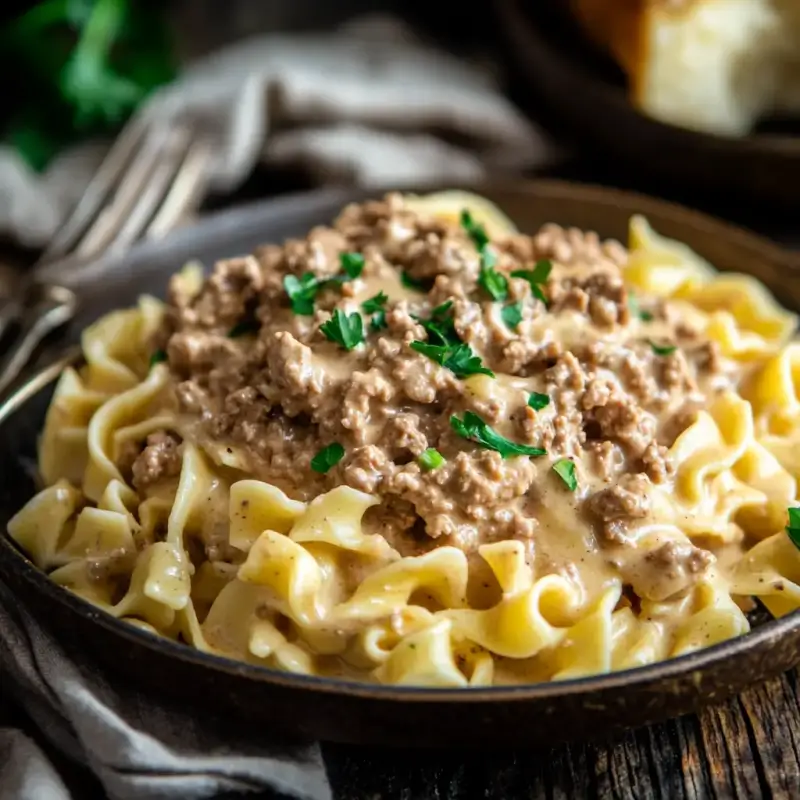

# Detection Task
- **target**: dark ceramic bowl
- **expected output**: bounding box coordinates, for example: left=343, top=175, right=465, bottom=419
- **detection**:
left=2, top=182, right=800, bottom=748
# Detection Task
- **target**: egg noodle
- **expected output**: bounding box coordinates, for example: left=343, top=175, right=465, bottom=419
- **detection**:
left=8, top=191, right=800, bottom=687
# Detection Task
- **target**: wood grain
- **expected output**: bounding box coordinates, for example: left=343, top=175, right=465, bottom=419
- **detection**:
left=325, top=669, right=800, bottom=799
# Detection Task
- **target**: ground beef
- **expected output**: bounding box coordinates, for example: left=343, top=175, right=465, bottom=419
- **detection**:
left=131, top=432, right=183, bottom=491
left=152, top=192, right=723, bottom=561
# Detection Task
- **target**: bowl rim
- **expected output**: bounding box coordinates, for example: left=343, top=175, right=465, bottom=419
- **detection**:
left=3, top=179, right=800, bottom=703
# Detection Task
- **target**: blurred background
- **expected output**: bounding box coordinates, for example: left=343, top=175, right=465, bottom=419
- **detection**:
left=0, top=0, right=798, bottom=270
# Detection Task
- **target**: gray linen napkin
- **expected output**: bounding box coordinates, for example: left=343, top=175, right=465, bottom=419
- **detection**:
left=0, top=581, right=331, bottom=800
left=0, top=14, right=560, bottom=248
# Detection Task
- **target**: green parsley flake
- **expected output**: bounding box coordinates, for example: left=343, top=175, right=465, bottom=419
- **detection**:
left=418, top=448, right=445, bottom=471
left=413, top=301, right=460, bottom=348
left=552, top=458, right=577, bottom=490
left=401, top=271, right=432, bottom=292
left=411, top=341, right=494, bottom=379
left=450, top=411, right=546, bottom=459
left=501, top=301, right=523, bottom=330
left=228, top=318, right=260, bottom=338
left=460, top=209, right=490, bottom=250
left=311, top=443, right=345, bottom=474
left=786, top=507, right=800, bottom=550
left=478, top=264, right=508, bottom=301
left=511, top=259, right=552, bottom=305
left=649, top=340, right=677, bottom=356
left=370, top=310, right=387, bottom=331
left=527, top=392, right=550, bottom=411
left=320, top=309, right=364, bottom=350
left=361, top=292, right=388, bottom=314
left=284, top=273, right=320, bottom=315
left=340, top=252, right=365, bottom=279
left=629, top=292, right=654, bottom=322
left=149, top=349, right=167, bottom=367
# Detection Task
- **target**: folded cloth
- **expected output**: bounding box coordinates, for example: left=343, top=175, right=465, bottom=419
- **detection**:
left=0, top=582, right=331, bottom=800
left=0, top=13, right=561, bottom=248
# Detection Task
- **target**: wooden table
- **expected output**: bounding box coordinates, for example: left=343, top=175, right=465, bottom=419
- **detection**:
left=2, top=163, right=800, bottom=799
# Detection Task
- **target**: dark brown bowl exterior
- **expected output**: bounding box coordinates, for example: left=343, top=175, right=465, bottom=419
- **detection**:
left=494, top=0, right=800, bottom=211
left=3, top=181, right=800, bottom=748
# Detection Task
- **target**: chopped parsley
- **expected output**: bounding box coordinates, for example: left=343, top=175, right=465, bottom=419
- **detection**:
left=370, top=310, right=387, bottom=331
left=340, top=252, right=365, bottom=279
left=786, top=508, right=800, bottom=550
left=629, top=292, right=654, bottom=322
left=553, top=458, right=577, bottom=490
left=311, top=443, right=345, bottom=474
left=361, top=292, right=388, bottom=314
left=450, top=411, right=546, bottom=459
left=511, top=259, right=552, bottom=304
left=461, top=209, right=508, bottom=302
left=419, top=448, right=445, bottom=471
left=228, top=318, right=260, bottom=338
left=284, top=273, right=320, bottom=315
left=401, top=271, right=432, bottom=292
left=649, top=340, right=677, bottom=357
left=527, top=392, right=550, bottom=411
left=411, top=341, right=494, bottom=379
left=414, top=300, right=459, bottom=348
left=478, top=265, right=508, bottom=301
left=501, top=301, right=523, bottom=330
left=320, top=309, right=364, bottom=350
left=149, top=349, right=167, bottom=367
left=284, top=254, right=365, bottom=315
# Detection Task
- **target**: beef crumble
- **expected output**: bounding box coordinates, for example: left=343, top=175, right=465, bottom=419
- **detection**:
left=155, top=193, right=732, bottom=592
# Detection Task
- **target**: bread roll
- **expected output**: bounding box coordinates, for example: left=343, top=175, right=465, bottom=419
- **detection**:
left=571, top=0, right=800, bottom=136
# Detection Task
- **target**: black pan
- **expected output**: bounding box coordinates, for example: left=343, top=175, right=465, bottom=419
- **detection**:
left=2, top=181, right=800, bottom=748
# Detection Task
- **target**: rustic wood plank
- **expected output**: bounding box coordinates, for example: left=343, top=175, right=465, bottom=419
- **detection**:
left=326, top=670, right=800, bottom=800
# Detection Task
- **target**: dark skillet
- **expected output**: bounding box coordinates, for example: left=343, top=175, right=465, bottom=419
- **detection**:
left=2, top=182, right=800, bottom=749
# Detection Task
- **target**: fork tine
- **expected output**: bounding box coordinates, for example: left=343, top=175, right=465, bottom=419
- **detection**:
left=145, top=134, right=214, bottom=239
left=72, top=123, right=180, bottom=260
left=39, top=115, right=149, bottom=264
left=102, top=125, right=196, bottom=252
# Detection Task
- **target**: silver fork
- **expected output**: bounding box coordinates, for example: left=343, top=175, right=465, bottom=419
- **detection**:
left=0, top=113, right=215, bottom=397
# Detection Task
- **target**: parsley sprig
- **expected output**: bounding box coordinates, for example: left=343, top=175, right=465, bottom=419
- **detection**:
left=649, top=340, right=677, bottom=357
left=786, top=508, right=800, bottom=550
left=528, top=392, right=550, bottom=411
left=419, top=448, right=445, bottom=471
left=511, top=260, right=552, bottom=304
left=283, top=251, right=365, bottom=315
left=320, top=309, right=364, bottom=350
left=311, top=443, right=345, bottom=474
left=553, top=458, right=577, bottom=490
left=411, top=341, right=494, bottom=378
left=362, top=291, right=388, bottom=331
left=460, top=209, right=509, bottom=302
left=501, top=302, right=523, bottom=330
left=450, top=411, right=546, bottom=459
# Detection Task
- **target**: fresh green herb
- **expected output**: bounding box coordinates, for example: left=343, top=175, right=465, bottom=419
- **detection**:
left=370, top=310, right=387, bottom=331
left=418, top=448, right=445, bottom=471
left=629, top=292, right=654, bottom=322
left=413, top=301, right=460, bottom=347
left=361, top=292, right=388, bottom=314
left=501, top=302, right=523, bottom=330
left=228, top=318, right=260, bottom=338
left=511, top=260, right=552, bottom=304
left=320, top=309, right=365, bottom=350
left=149, top=349, right=167, bottom=367
left=528, top=392, right=550, bottom=411
left=401, top=272, right=432, bottom=292
left=311, top=443, right=345, bottom=474
left=3, top=0, right=176, bottom=171
left=340, top=252, right=365, bottom=280
left=553, top=458, right=577, bottom=490
left=450, top=411, right=547, bottom=459
left=284, top=273, right=320, bottom=315
left=431, top=300, right=454, bottom=320
left=411, top=341, right=494, bottom=379
left=460, top=209, right=490, bottom=250
left=478, top=265, right=508, bottom=301
left=786, top=508, right=800, bottom=549
left=648, top=340, right=677, bottom=357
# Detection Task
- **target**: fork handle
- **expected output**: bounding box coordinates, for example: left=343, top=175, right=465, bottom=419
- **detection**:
left=0, top=285, right=77, bottom=398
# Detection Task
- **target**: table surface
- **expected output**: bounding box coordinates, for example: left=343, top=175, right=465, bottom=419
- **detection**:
left=2, top=161, right=800, bottom=799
